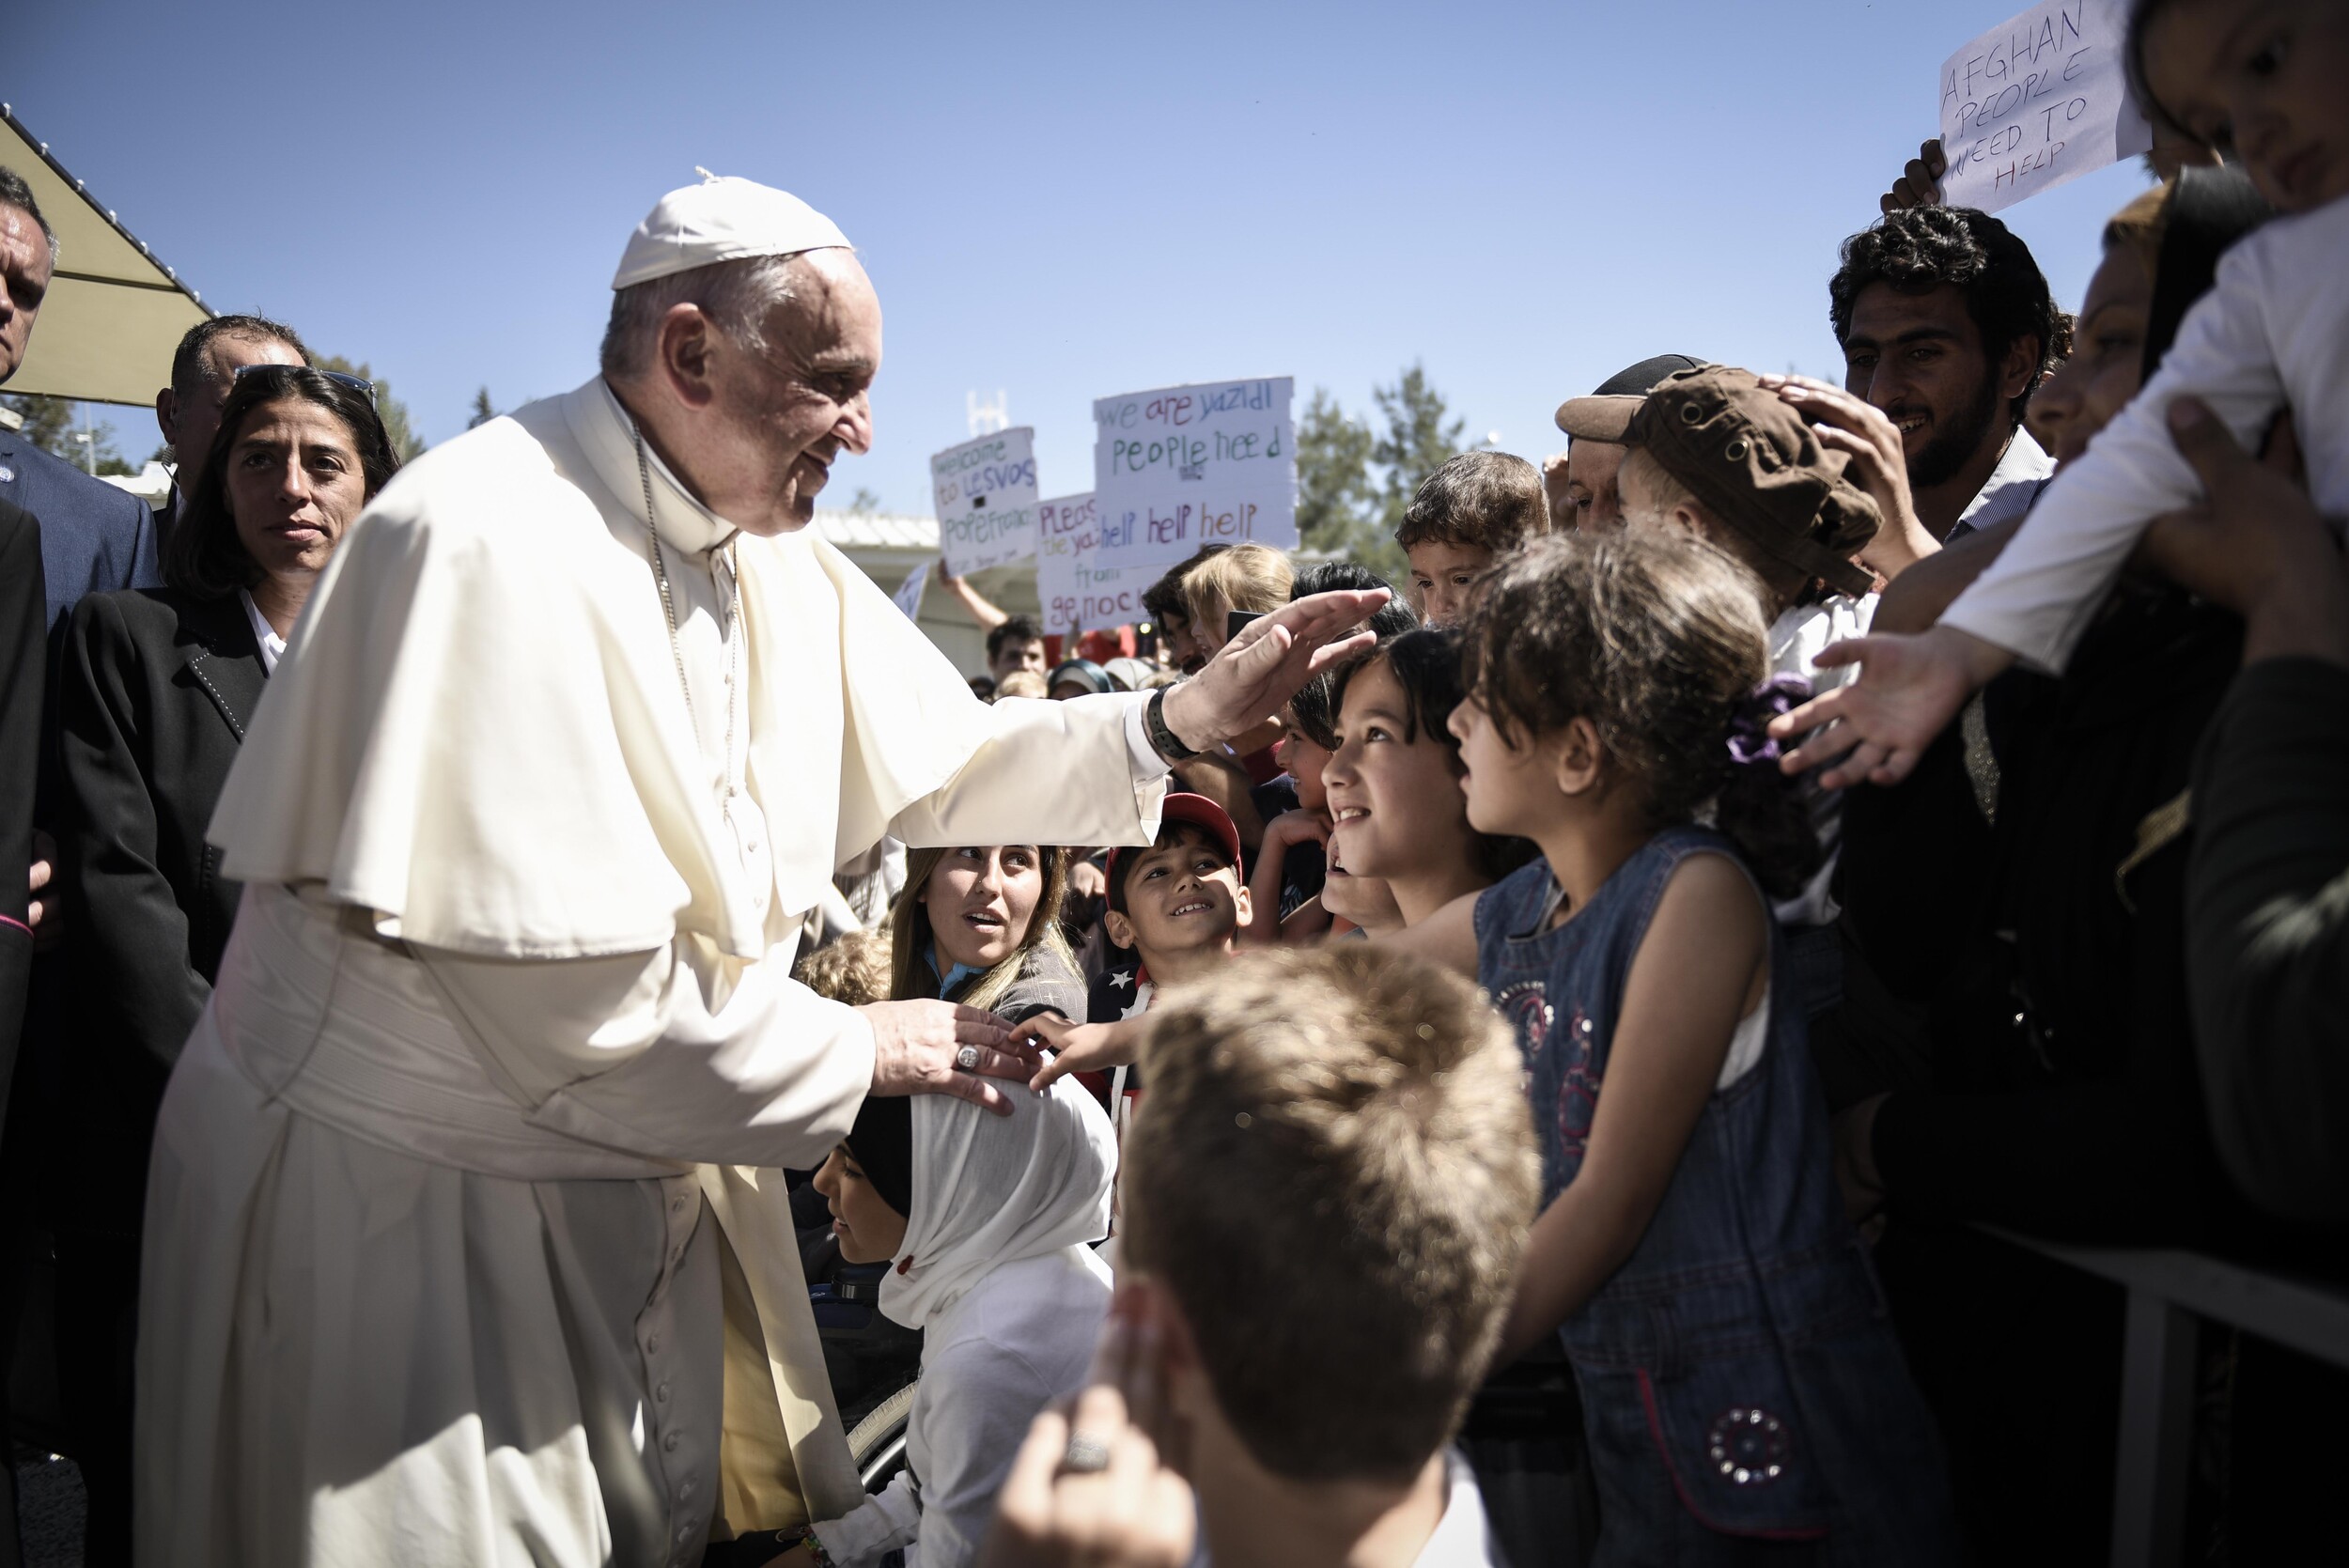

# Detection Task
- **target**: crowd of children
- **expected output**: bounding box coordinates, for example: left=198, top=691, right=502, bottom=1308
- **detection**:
left=763, top=3, right=2348, bottom=1563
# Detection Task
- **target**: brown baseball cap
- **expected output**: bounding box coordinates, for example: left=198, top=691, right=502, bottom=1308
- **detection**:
left=1620, top=365, right=1880, bottom=598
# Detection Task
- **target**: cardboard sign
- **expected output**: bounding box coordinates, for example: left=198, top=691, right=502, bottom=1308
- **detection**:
left=1091, top=378, right=1297, bottom=573
left=930, top=427, right=1039, bottom=577
left=1937, top=0, right=2152, bottom=213
left=1035, top=491, right=1152, bottom=630
left=892, top=561, right=927, bottom=622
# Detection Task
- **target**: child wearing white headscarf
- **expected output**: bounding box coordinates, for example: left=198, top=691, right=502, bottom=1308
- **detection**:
left=800, top=1079, right=1116, bottom=1568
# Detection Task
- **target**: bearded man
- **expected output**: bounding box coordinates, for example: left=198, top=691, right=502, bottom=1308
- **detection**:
left=1826, top=205, right=2061, bottom=543
left=134, top=174, right=1381, bottom=1568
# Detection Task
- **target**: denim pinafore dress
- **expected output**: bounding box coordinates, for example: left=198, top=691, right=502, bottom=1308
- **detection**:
left=1476, top=828, right=1954, bottom=1566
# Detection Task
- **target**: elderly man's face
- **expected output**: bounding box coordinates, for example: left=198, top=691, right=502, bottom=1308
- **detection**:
left=1561, top=439, right=1627, bottom=531
left=0, top=204, right=54, bottom=385
left=717, top=248, right=881, bottom=536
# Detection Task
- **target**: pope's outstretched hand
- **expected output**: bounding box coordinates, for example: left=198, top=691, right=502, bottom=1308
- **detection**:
left=1159, top=588, right=1389, bottom=752
left=862, top=1000, right=1040, bottom=1115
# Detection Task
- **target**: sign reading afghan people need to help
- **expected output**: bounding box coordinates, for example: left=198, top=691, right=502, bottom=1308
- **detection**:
left=1035, top=492, right=1150, bottom=631
left=931, top=427, right=1040, bottom=577
left=1092, top=378, right=1297, bottom=573
left=1937, top=0, right=2152, bottom=213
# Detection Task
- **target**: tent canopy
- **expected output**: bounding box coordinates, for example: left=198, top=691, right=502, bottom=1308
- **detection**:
left=2, top=101, right=209, bottom=408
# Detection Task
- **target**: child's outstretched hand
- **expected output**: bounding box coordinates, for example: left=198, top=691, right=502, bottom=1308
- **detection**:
left=1021, top=1016, right=1143, bottom=1091
left=1767, top=624, right=2013, bottom=788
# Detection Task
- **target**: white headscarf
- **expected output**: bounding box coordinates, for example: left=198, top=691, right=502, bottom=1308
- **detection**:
left=880, top=1079, right=1115, bottom=1329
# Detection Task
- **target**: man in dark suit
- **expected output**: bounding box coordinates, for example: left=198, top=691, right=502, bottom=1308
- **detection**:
left=0, top=168, right=162, bottom=631
left=1, top=163, right=162, bottom=1567
left=0, top=497, right=39, bottom=1568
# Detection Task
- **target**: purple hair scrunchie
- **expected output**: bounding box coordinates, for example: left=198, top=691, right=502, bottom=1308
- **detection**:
left=1725, top=673, right=1813, bottom=768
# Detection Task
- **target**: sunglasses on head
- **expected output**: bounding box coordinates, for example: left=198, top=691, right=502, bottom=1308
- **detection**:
left=232, top=363, right=376, bottom=404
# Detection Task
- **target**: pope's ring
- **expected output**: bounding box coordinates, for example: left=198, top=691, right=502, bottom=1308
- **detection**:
left=956, top=1045, right=982, bottom=1072
left=1060, top=1432, right=1112, bottom=1475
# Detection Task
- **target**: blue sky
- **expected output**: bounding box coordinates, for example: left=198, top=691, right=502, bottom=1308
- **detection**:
left=13, top=0, right=2155, bottom=514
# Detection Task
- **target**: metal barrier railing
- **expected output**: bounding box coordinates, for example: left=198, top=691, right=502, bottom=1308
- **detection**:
left=1982, top=1227, right=2349, bottom=1568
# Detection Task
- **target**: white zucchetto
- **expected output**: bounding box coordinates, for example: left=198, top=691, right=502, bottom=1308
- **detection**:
left=611, top=168, right=852, bottom=290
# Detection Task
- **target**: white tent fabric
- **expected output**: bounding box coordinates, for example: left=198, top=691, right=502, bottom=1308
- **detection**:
left=2, top=101, right=209, bottom=407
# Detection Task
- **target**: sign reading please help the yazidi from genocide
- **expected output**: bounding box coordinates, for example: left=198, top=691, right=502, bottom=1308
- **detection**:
left=1035, top=492, right=1151, bottom=631
left=1091, top=378, right=1297, bottom=573
left=1937, top=0, right=2151, bottom=213
left=930, top=427, right=1040, bottom=577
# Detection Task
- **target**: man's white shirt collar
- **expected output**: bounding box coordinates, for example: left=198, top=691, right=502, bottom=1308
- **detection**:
left=1952, top=427, right=2057, bottom=540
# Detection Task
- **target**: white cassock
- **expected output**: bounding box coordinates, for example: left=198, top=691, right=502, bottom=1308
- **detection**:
left=134, top=378, right=1171, bottom=1567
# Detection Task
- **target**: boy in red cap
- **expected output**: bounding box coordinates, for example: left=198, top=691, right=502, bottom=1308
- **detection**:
left=1080, top=794, right=1250, bottom=1143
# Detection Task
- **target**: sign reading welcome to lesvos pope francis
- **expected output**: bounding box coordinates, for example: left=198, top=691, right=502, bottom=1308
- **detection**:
left=1092, top=379, right=1297, bottom=574
left=1937, top=0, right=2151, bottom=213
left=931, top=427, right=1039, bottom=577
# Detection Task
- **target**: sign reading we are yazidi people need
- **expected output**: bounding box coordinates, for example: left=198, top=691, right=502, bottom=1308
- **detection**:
left=1937, top=0, right=2153, bottom=213
left=1091, top=378, right=1297, bottom=574
left=1035, top=492, right=1151, bottom=631
left=930, top=427, right=1040, bottom=577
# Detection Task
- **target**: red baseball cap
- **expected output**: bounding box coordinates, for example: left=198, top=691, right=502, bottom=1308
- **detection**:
left=1106, top=793, right=1244, bottom=907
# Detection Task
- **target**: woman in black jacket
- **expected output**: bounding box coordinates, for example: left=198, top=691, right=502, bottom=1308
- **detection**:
left=53, top=364, right=397, bottom=1560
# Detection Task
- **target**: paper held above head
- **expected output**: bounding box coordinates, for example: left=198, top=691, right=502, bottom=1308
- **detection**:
left=613, top=168, right=853, bottom=289
left=931, top=427, right=1040, bottom=578
left=1937, top=0, right=2152, bottom=214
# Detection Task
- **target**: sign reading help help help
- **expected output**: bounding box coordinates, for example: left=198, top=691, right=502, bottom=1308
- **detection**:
left=1091, top=378, right=1297, bottom=574
left=1937, top=0, right=2152, bottom=214
left=1035, top=492, right=1152, bottom=631
left=930, top=427, right=1040, bottom=577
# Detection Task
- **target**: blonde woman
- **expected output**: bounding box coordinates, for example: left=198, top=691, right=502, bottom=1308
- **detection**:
left=1179, top=541, right=1294, bottom=662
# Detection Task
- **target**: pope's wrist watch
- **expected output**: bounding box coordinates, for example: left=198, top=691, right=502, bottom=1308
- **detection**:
left=1144, top=686, right=1201, bottom=763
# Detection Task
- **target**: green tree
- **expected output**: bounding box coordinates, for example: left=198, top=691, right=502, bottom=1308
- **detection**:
left=2, top=393, right=78, bottom=458
left=0, top=394, right=134, bottom=474
left=318, top=355, right=426, bottom=460
left=467, top=387, right=498, bottom=429
left=847, top=486, right=882, bottom=515
left=1370, top=361, right=1466, bottom=541
left=1286, top=364, right=1468, bottom=582
left=1294, top=387, right=1395, bottom=577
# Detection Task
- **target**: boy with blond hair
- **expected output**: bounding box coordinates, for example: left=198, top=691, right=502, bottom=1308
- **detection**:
left=985, top=946, right=1538, bottom=1568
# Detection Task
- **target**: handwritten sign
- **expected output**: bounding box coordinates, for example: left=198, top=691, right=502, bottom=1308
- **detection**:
left=892, top=561, right=927, bottom=622
left=1937, top=0, right=2151, bottom=213
left=1035, top=491, right=1152, bottom=630
left=930, top=427, right=1039, bottom=577
left=1091, top=378, right=1296, bottom=573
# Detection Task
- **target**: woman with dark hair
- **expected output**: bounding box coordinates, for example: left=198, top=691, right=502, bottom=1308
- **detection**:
left=49, top=364, right=398, bottom=1560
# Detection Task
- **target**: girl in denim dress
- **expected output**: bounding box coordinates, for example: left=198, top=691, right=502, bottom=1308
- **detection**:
left=1421, top=531, right=1954, bottom=1564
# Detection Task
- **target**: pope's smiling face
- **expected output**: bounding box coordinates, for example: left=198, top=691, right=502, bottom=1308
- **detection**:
left=628, top=246, right=884, bottom=537
left=722, top=248, right=882, bottom=535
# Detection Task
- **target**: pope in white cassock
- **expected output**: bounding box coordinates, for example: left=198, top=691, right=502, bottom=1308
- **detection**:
left=132, top=174, right=1383, bottom=1568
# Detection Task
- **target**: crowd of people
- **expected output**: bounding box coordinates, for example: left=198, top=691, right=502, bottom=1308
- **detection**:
left=0, top=0, right=2344, bottom=1562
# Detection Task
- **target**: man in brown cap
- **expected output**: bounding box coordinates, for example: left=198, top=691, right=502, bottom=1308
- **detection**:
left=1562, top=365, right=1895, bottom=950
left=1555, top=363, right=1932, bottom=631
